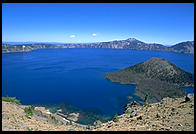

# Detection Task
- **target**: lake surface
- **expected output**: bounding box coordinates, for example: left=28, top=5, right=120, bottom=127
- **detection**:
left=2, top=48, right=194, bottom=123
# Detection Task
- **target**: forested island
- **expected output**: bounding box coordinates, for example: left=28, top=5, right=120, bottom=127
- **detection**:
left=105, top=58, right=194, bottom=103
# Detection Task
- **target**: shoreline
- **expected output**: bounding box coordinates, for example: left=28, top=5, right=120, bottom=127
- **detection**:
left=2, top=43, right=194, bottom=54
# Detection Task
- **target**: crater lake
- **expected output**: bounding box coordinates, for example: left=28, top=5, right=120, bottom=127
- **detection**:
left=2, top=48, right=194, bottom=124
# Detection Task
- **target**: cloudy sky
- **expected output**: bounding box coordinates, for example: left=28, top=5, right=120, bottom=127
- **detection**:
left=2, top=3, right=194, bottom=45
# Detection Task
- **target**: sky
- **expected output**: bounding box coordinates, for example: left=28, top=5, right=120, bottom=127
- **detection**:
left=2, top=3, right=194, bottom=45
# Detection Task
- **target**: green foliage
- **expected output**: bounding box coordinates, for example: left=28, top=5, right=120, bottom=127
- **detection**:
left=144, top=94, right=150, bottom=107
left=2, top=96, right=21, bottom=105
left=51, top=116, right=55, bottom=120
left=125, top=110, right=131, bottom=114
left=106, top=58, right=192, bottom=103
left=34, top=128, right=38, bottom=131
left=24, top=107, right=34, bottom=118
left=144, top=94, right=149, bottom=102
left=113, top=114, right=119, bottom=122
left=27, top=127, right=33, bottom=131
left=144, top=102, right=150, bottom=107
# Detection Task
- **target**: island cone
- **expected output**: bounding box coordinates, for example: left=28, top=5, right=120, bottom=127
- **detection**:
left=105, top=58, right=194, bottom=103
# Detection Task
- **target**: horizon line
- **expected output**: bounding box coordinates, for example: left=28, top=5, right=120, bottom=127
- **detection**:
left=2, top=38, right=194, bottom=46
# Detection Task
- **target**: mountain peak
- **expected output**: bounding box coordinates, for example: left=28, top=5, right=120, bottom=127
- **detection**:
left=142, top=57, right=170, bottom=67
left=126, top=38, right=137, bottom=42
left=108, top=57, right=194, bottom=87
left=129, top=58, right=193, bottom=83
left=146, top=57, right=165, bottom=62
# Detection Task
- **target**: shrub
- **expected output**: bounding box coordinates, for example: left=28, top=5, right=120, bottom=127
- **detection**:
left=27, top=127, right=33, bottom=131
left=2, top=96, right=21, bottom=105
left=125, top=110, right=131, bottom=114
left=87, top=124, right=91, bottom=129
left=144, top=94, right=150, bottom=107
left=24, top=107, right=34, bottom=118
left=113, top=114, right=119, bottom=122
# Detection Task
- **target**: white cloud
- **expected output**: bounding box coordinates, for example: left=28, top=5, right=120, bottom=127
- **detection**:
left=92, top=33, right=97, bottom=37
left=70, top=34, right=76, bottom=38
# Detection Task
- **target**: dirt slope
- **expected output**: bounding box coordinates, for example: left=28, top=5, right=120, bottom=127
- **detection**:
left=93, top=95, right=194, bottom=131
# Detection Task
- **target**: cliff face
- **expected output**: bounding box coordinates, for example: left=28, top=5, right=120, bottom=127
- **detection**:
left=105, top=58, right=194, bottom=103
left=1, top=44, right=77, bottom=53
left=2, top=38, right=194, bottom=54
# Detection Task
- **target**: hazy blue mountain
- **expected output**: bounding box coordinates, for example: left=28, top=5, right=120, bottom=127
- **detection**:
left=2, top=38, right=194, bottom=54
left=169, top=41, right=194, bottom=53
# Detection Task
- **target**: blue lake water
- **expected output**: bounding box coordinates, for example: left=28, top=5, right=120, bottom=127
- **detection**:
left=2, top=48, right=194, bottom=119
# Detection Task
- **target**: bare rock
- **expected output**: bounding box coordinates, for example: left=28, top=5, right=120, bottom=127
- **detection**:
left=93, top=120, right=102, bottom=128
left=67, top=113, right=79, bottom=122
left=68, top=128, right=75, bottom=131
left=156, top=113, right=161, bottom=118
left=56, top=109, right=63, bottom=113
left=130, top=110, right=137, bottom=118
left=2, top=114, right=9, bottom=120
left=137, top=116, right=142, bottom=120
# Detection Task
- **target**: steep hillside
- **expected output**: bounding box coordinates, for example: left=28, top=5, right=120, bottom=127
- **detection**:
left=93, top=95, right=194, bottom=131
left=170, top=41, right=194, bottom=53
left=2, top=95, right=194, bottom=131
left=2, top=100, right=87, bottom=131
left=121, top=58, right=194, bottom=86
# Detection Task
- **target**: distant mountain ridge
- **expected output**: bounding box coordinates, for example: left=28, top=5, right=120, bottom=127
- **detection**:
left=169, top=41, right=194, bottom=53
left=96, top=38, right=193, bottom=53
left=2, top=38, right=194, bottom=54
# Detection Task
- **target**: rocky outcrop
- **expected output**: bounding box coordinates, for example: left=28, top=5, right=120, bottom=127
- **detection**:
left=67, top=113, right=80, bottom=122
left=55, top=109, right=80, bottom=122
left=93, top=94, right=194, bottom=131
left=125, top=101, right=140, bottom=118
left=2, top=101, right=87, bottom=131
